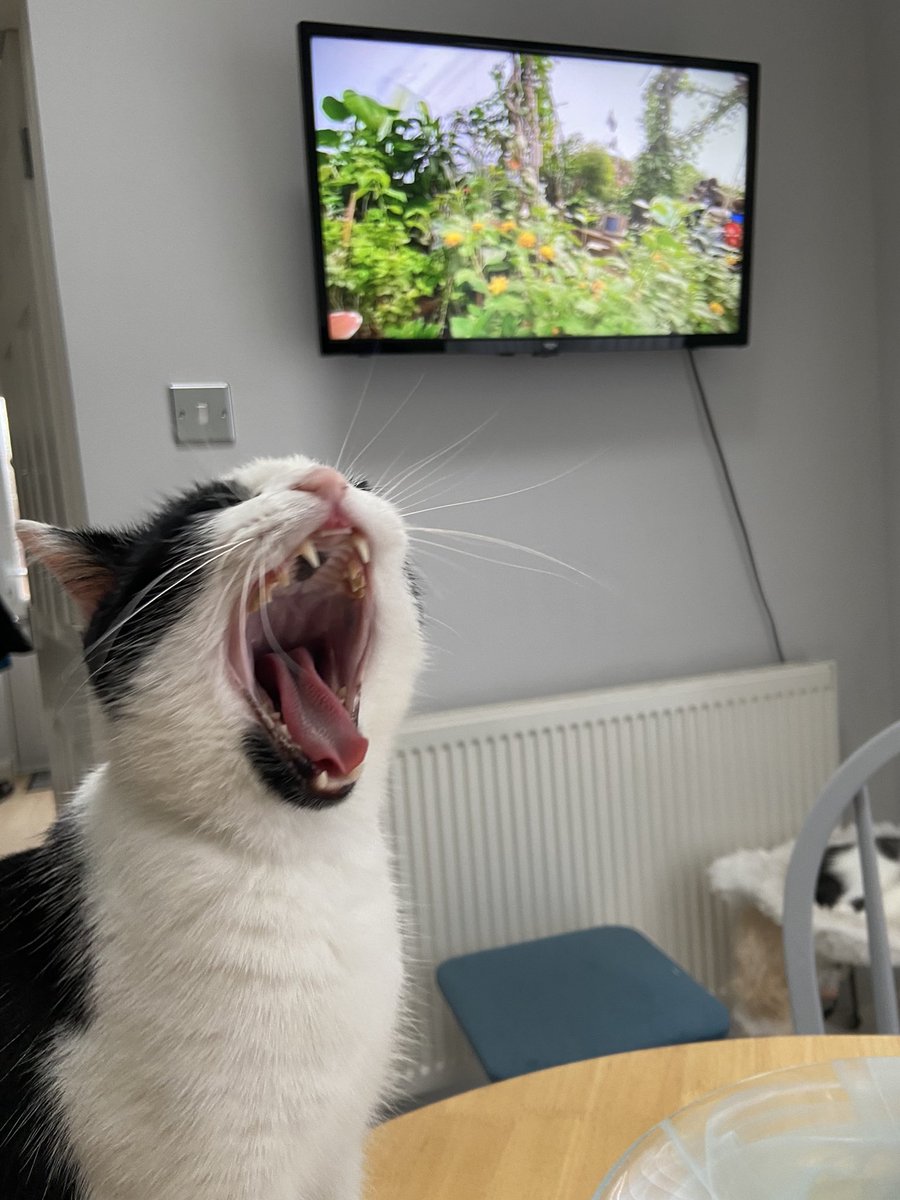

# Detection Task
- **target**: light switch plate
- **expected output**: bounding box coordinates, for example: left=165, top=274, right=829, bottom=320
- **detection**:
left=169, top=383, right=235, bottom=444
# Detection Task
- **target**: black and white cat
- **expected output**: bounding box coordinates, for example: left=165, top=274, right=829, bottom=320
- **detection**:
left=816, top=835, right=900, bottom=918
left=2, top=456, right=425, bottom=1199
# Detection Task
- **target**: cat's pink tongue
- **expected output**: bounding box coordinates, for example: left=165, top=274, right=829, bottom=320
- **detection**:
left=257, top=650, right=368, bottom=776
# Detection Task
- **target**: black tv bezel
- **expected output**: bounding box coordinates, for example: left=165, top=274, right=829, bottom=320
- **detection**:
left=298, top=21, right=759, bottom=357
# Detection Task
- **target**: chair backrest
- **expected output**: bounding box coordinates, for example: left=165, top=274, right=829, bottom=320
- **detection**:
left=783, top=720, right=900, bottom=1034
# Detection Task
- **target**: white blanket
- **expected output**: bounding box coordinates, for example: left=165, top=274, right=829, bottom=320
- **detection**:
left=709, top=824, right=900, bottom=968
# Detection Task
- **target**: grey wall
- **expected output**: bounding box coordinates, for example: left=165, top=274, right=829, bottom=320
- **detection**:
left=24, top=0, right=897, bottom=750
left=866, top=0, right=900, bottom=723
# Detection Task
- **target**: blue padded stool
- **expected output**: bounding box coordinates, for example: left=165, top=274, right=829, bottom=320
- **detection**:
left=436, top=926, right=730, bottom=1081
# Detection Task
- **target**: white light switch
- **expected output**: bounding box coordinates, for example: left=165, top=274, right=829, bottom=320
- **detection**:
left=169, top=383, right=235, bottom=444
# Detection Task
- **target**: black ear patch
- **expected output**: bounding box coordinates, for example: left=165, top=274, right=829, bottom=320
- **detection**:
left=85, top=480, right=247, bottom=707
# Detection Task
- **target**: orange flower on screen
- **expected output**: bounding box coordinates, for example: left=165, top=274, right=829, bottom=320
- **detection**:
left=538, top=244, right=555, bottom=262
left=443, top=231, right=464, bottom=248
left=499, top=220, right=516, bottom=234
left=709, top=301, right=725, bottom=316
left=487, top=276, right=509, bottom=295
left=591, top=280, right=605, bottom=295
left=471, top=221, right=485, bottom=233
left=517, top=231, right=536, bottom=249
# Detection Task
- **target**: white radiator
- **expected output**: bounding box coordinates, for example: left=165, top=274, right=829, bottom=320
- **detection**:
left=388, top=661, right=839, bottom=1096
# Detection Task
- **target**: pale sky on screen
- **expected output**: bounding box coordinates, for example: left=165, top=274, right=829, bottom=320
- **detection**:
left=310, top=36, right=749, bottom=188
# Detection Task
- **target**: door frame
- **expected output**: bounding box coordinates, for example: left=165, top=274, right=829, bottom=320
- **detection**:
left=0, top=7, right=94, bottom=794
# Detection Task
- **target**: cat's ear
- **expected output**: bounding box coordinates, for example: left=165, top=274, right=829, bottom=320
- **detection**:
left=17, top=521, right=131, bottom=620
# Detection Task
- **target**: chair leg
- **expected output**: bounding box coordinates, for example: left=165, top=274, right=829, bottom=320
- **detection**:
left=849, top=967, right=862, bottom=1030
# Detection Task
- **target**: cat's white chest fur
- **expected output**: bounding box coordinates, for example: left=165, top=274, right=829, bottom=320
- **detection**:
left=53, top=768, right=403, bottom=1200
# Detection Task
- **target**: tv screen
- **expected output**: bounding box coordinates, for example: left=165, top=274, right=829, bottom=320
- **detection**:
left=298, top=23, right=758, bottom=355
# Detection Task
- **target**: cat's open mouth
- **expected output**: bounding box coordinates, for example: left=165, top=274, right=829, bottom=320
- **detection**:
left=229, top=527, right=373, bottom=801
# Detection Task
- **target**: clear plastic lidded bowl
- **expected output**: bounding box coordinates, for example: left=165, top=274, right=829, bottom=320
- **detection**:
left=593, top=1057, right=900, bottom=1200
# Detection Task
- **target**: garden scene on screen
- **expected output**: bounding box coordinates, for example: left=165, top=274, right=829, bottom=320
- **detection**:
left=310, top=36, right=750, bottom=341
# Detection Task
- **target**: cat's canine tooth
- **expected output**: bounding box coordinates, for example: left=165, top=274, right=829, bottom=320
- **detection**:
left=298, top=540, right=320, bottom=570
left=351, top=534, right=370, bottom=565
left=313, top=771, right=329, bottom=791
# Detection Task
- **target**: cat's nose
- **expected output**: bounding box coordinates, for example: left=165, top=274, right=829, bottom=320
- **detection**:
left=294, top=466, right=348, bottom=505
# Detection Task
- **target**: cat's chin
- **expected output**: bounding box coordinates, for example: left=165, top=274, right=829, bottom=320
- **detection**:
left=241, top=729, right=360, bottom=809
left=228, top=526, right=374, bottom=808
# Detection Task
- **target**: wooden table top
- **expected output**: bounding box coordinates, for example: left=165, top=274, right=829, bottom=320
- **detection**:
left=368, top=1035, right=900, bottom=1199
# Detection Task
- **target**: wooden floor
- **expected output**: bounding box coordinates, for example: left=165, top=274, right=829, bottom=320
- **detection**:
left=0, top=776, right=56, bottom=857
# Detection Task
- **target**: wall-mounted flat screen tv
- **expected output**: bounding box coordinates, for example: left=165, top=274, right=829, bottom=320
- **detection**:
left=298, top=23, right=758, bottom=355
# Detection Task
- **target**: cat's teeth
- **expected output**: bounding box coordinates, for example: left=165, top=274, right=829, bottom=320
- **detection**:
left=352, top=534, right=371, bottom=565
left=248, top=580, right=275, bottom=612
left=276, top=564, right=292, bottom=591
left=298, top=540, right=320, bottom=570
left=345, top=561, right=366, bottom=599
left=311, top=763, right=364, bottom=793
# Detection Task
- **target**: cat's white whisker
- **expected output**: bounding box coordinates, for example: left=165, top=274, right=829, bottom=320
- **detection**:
left=380, top=442, right=484, bottom=511
left=92, top=543, right=251, bottom=653
left=257, top=559, right=299, bottom=678
left=377, top=413, right=498, bottom=504
left=344, top=371, right=426, bottom=480
left=55, top=540, right=253, bottom=715
left=400, top=452, right=603, bottom=518
left=409, top=536, right=570, bottom=580
left=423, top=612, right=462, bottom=639
left=408, top=526, right=600, bottom=584
left=57, top=538, right=253, bottom=693
left=334, top=357, right=376, bottom=474
left=405, top=542, right=479, bottom=579
left=203, top=553, right=250, bottom=641
left=370, top=444, right=408, bottom=495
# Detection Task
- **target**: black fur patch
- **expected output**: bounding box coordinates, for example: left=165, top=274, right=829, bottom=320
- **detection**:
left=0, top=819, right=91, bottom=1197
left=404, top=561, right=425, bottom=626
left=242, top=731, right=354, bottom=810
left=815, top=845, right=848, bottom=908
left=815, top=838, right=900, bottom=911
left=84, top=480, right=246, bottom=706
left=877, top=835, right=900, bottom=862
